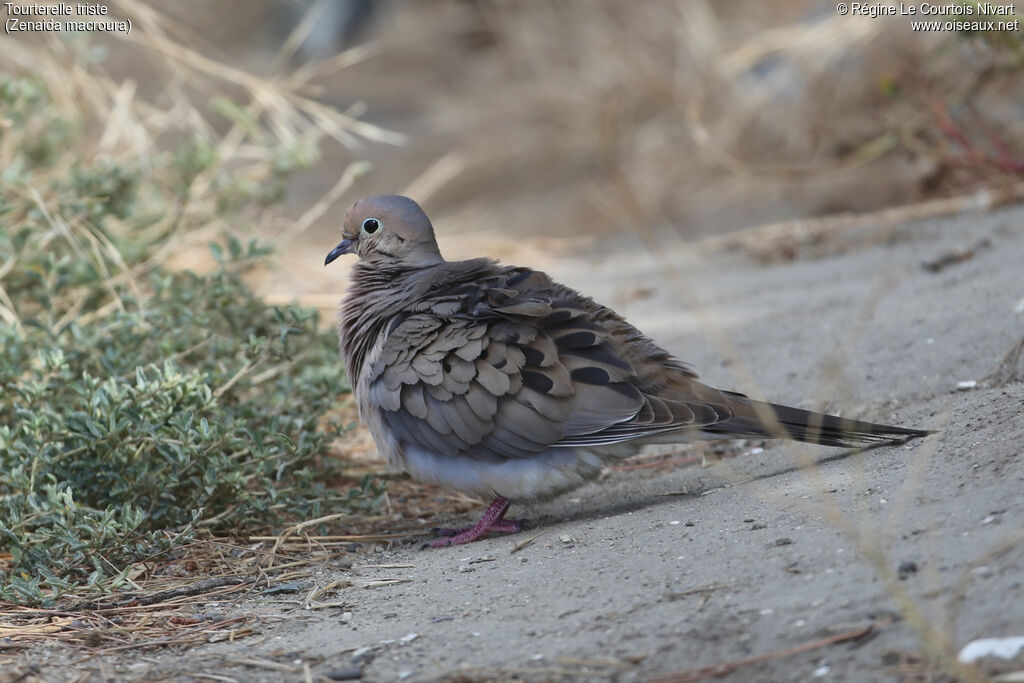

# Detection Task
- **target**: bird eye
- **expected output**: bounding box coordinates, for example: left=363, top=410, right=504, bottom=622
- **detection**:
left=361, top=218, right=380, bottom=235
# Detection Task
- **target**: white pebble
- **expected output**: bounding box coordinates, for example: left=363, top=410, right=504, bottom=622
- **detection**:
left=958, top=636, right=1024, bottom=663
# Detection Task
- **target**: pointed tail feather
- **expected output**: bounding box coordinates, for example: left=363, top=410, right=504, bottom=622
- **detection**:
left=707, top=392, right=931, bottom=448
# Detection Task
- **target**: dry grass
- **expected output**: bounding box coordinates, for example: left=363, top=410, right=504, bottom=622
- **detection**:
left=0, top=0, right=409, bottom=655
left=247, top=0, right=1024, bottom=324
left=2, top=1, right=1022, bottom=679
left=349, top=0, right=1024, bottom=239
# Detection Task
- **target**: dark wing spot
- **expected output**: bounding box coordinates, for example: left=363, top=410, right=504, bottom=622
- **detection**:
left=571, top=366, right=611, bottom=384
left=565, top=344, right=632, bottom=369
left=522, top=370, right=555, bottom=393
left=557, top=331, right=599, bottom=349
left=522, top=346, right=546, bottom=367
left=544, top=310, right=575, bottom=325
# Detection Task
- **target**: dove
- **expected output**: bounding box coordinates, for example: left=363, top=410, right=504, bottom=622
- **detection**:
left=325, top=195, right=928, bottom=548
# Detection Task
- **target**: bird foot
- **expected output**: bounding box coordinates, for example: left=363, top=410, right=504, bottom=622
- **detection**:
left=426, top=497, right=525, bottom=548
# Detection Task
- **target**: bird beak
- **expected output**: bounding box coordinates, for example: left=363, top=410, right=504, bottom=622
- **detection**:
left=324, top=238, right=356, bottom=265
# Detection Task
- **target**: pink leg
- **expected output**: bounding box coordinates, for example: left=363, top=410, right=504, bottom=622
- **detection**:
left=427, top=497, right=524, bottom=548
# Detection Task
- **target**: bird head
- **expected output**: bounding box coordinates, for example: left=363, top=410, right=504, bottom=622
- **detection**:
left=325, top=194, right=444, bottom=268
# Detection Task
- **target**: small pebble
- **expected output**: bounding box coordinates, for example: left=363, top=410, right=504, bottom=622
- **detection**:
left=325, top=667, right=363, bottom=681
left=971, top=565, right=994, bottom=579
left=774, top=538, right=794, bottom=547
left=958, top=636, right=1024, bottom=663
left=956, top=380, right=977, bottom=391
left=898, top=561, right=918, bottom=578
left=880, top=652, right=901, bottom=666
left=350, top=647, right=374, bottom=664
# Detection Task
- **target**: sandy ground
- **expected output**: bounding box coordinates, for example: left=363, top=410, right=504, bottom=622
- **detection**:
left=5, top=4, right=1022, bottom=681
left=29, top=200, right=1019, bottom=681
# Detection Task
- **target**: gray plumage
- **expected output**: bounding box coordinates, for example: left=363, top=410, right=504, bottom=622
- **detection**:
left=326, top=195, right=927, bottom=545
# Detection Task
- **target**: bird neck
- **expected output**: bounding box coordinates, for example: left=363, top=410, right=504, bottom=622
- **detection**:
left=339, top=258, right=501, bottom=383
left=339, top=261, right=437, bottom=383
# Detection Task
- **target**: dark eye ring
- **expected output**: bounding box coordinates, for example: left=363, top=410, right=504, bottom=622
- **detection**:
left=362, top=218, right=380, bottom=234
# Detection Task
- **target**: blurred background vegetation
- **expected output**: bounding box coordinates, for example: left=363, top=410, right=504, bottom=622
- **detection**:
left=0, top=0, right=1021, bottom=605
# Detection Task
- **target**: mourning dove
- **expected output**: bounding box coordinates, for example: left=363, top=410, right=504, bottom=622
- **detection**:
left=325, top=195, right=928, bottom=547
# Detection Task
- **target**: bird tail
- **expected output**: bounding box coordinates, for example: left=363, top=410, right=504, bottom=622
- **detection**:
left=706, top=392, right=931, bottom=448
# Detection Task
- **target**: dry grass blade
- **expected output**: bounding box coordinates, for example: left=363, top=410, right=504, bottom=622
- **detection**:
left=302, top=580, right=352, bottom=609
left=286, top=160, right=372, bottom=240
left=360, top=578, right=412, bottom=589
left=651, top=621, right=882, bottom=682
left=698, top=182, right=1024, bottom=261
left=402, top=152, right=467, bottom=204
left=114, top=0, right=403, bottom=147
left=981, top=336, right=1024, bottom=387
left=223, top=657, right=301, bottom=673
left=509, top=531, right=547, bottom=554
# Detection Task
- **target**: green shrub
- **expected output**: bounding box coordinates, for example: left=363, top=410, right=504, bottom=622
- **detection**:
left=0, top=74, right=381, bottom=607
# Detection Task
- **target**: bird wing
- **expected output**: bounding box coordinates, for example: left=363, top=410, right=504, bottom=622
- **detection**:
left=365, top=266, right=729, bottom=459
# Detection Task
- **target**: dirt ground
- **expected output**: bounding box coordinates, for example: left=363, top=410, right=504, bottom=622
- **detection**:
left=6, top=2, right=1023, bottom=680
left=22, top=199, right=1021, bottom=681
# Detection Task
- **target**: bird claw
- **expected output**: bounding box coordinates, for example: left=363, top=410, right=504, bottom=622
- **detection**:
left=424, top=497, right=527, bottom=548
left=431, top=519, right=528, bottom=538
